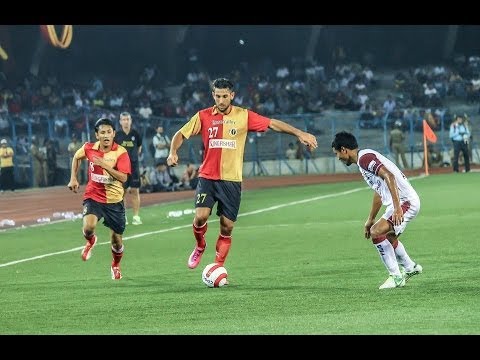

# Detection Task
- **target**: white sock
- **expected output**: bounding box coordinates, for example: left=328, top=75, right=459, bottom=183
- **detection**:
left=374, top=239, right=401, bottom=276
left=394, top=240, right=415, bottom=272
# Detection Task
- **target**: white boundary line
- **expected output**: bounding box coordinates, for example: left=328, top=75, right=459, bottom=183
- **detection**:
left=0, top=175, right=426, bottom=268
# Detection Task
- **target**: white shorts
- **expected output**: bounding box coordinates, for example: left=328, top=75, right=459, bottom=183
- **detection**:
left=382, top=196, right=420, bottom=236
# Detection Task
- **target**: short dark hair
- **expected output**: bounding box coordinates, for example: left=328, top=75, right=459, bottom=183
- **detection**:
left=212, top=78, right=234, bottom=92
left=94, top=117, right=115, bottom=132
left=331, top=131, right=358, bottom=151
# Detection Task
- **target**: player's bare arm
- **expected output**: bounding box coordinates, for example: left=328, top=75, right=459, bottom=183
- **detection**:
left=268, top=119, right=318, bottom=149
left=365, top=193, right=382, bottom=239
left=167, top=130, right=186, bottom=167
left=377, top=167, right=403, bottom=226
left=67, top=156, right=84, bottom=193
left=93, top=156, right=128, bottom=183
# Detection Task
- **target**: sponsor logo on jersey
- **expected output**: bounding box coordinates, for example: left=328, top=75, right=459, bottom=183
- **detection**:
left=212, top=119, right=237, bottom=126
left=91, top=173, right=116, bottom=184
left=209, top=139, right=237, bottom=149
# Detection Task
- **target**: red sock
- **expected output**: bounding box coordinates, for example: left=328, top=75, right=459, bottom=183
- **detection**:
left=111, top=245, right=124, bottom=266
left=214, top=234, right=232, bottom=266
left=83, top=230, right=95, bottom=244
left=193, top=223, right=207, bottom=249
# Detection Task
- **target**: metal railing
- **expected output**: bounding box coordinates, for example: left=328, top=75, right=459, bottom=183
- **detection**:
left=1, top=108, right=477, bottom=188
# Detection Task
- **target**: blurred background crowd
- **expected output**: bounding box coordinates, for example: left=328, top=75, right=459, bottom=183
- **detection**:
left=0, top=25, right=478, bottom=190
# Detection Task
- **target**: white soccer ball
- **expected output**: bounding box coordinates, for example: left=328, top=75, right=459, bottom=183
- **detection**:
left=202, top=263, right=228, bottom=288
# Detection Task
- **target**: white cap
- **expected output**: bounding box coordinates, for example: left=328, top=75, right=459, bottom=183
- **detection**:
left=0, top=139, right=7, bottom=144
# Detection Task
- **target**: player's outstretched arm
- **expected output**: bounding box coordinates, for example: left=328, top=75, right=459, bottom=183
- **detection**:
left=268, top=119, right=318, bottom=149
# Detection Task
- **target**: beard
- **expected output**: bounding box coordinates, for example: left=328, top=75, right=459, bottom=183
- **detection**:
left=217, top=103, right=231, bottom=114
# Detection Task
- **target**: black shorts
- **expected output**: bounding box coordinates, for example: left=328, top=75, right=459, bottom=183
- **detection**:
left=125, top=161, right=141, bottom=188
left=194, top=177, right=241, bottom=222
left=83, top=198, right=126, bottom=235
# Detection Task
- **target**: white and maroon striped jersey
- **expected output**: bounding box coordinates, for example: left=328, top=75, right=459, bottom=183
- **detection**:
left=357, top=149, right=419, bottom=206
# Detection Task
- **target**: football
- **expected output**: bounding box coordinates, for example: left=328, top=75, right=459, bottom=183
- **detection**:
left=202, top=263, right=228, bottom=288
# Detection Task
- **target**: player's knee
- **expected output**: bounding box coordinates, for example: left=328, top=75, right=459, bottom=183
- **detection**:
left=195, top=210, right=210, bottom=224
left=194, top=216, right=208, bottom=227
left=220, top=224, right=233, bottom=235
left=370, top=222, right=390, bottom=240
left=370, top=227, right=381, bottom=239
left=219, top=217, right=234, bottom=233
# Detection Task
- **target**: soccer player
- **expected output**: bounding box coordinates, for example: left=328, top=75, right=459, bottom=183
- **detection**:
left=67, top=117, right=131, bottom=280
left=115, top=112, right=143, bottom=225
left=331, top=131, right=423, bottom=289
left=167, top=77, right=318, bottom=273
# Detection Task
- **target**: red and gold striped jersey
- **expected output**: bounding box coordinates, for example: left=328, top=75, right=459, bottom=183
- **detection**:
left=74, top=142, right=131, bottom=203
left=180, top=105, right=270, bottom=181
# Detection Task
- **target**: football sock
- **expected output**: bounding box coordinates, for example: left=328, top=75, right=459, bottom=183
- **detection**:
left=193, top=222, right=207, bottom=249
left=83, top=230, right=95, bottom=244
left=392, top=240, right=415, bottom=271
left=111, top=245, right=124, bottom=266
left=214, top=234, right=232, bottom=266
left=373, top=238, right=401, bottom=276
